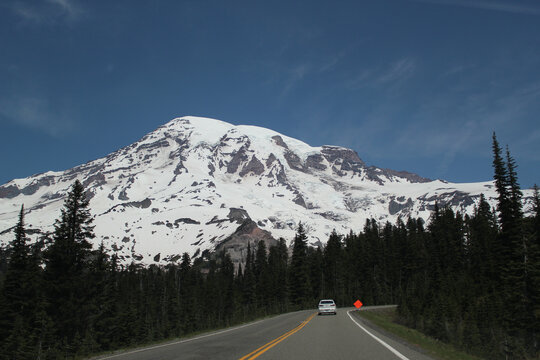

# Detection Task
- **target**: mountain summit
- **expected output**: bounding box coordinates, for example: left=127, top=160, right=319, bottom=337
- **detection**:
left=0, top=116, right=522, bottom=264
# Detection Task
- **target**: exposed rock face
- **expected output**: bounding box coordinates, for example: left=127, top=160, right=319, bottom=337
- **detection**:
left=266, top=153, right=277, bottom=167
left=227, top=145, right=250, bottom=174
left=389, top=198, right=414, bottom=215
left=83, top=173, right=106, bottom=188
left=284, top=151, right=305, bottom=172
left=239, top=156, right=265, bottom=177
left=272, top=135, right=288, bottom=149
left=0, top=176, right=57, bottom=198
left=215, top=219, right=277, bottom=267
left=293, top=193, right=308, bottom=209
left=321, top=146, right=365, bottom=166
left=227, top=208, right=251, bottom=223
left=174, top=218, right=200, bottom=226
left=366, top=167, right=431, bottom=185
left=0, top=185, right=19, bottom=199
left=306, top=154, right=327, bottom=171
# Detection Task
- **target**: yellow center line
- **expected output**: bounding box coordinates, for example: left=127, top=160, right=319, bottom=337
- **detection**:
left=238, top=312, right=317, bottom=360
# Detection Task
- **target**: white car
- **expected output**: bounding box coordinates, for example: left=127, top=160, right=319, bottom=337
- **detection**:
left=318, top=299, right=337, bottom=315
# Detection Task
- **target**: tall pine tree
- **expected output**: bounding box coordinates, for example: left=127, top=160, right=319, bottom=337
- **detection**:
left=527, top=185, right=540, bottom=355
left=492, top=135, right=532, bottom=357
left=288, top=223, right=310, bottom=308
left=267, top=238, right=288, bottom=312
left=43, top=180, right=95, bottom=353
left=0, top=205, right=41, bottom=358
left=254, top=240, right=269, bottom=309
left=324, top=230, right=344, bottom=302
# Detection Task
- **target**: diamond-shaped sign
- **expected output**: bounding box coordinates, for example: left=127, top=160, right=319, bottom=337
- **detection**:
left=354, top=300, right=363, bottom=309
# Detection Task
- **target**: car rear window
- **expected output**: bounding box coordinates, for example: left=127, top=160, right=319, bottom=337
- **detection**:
left=320, top=300, right=334, bottom=305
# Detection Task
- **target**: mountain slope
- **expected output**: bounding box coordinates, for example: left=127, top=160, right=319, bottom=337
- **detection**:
left=0, top=116, right=533, bottom=264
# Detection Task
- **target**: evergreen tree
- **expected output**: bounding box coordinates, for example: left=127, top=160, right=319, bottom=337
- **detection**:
left=492, top=142, right=529, bottom=355
left=267, top=238, right=288, bottom=312
left=242, top=243, right=256, bottom=308
left=505, top=148, right=523, bottom=221
left=492, top=133, right=512, bottom=234
left=324, top=230, right=344, bottom=302
left=254, top=240, right=269, bottom=309
left=529, top=185, right=540, bottom=353
left=0, top=207, right=28, bottom=340
left=288, top=223, right=310, bottom=307
left=343, top=230, right=362, bottom=306
left=307, top=246, right=323, bottom=302
left=219, top=252, right=236, bottom=324
left=484, top=136, right=535, bottom=357
left=43, top=180, right=95, bottom=353
left=178, top=251, right=193, bottom=333
left=467, top=194, right=499, bottom=291
left=89, top=243, right=116, bottom=352
left=0, top=206, right=39, bottom=358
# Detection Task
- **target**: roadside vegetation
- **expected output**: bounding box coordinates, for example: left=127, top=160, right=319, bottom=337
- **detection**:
left=354, top=307, right=484, bottom=360
left=0, top=133, right=538, bottom=359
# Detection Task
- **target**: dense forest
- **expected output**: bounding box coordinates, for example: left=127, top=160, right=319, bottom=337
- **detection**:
left=0, top=134, right=538, bottom=359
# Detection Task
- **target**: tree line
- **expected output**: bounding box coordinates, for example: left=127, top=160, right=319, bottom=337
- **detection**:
left=391, top=135, right=540, bottom=359
left=0, top=134, right=538, bottom=359
left=0, top=180, right=293, bottom=359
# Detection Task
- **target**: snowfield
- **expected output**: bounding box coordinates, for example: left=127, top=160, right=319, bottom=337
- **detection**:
left=0, top=116, right=534, bottom=265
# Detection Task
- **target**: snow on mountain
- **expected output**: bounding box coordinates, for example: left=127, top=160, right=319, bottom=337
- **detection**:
left=0, top=116, right=534, bottom=265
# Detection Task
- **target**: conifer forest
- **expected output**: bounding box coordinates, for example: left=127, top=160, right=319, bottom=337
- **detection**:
left=0, top=134, right=539, bottom=359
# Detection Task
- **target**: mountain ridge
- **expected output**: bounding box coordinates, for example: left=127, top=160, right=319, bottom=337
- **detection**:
left=0, top=116, right=534, bottom=265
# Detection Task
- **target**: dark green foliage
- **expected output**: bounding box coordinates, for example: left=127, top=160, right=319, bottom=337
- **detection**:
left=395, top=137, right=538, bottom=359
left=492, top=133, right=512, bottom=233
left=0, top=206, right=43, bottom=359
left=1, top=146, right=538, bottom=360
left=267, top=238, right=289, bottom=312
left=307, top=246, right=323, bottom=301
left=254, top=240, right=269, bottom=308
left=0, top=207, right=29, bottom=343
left=529, top=186, right=540, bottom=349
left=323, top=230, right=344, bottom=302
left=43, top=180, right=95, bottom=356
left=288, top=223, right=310, bottom=307
left=242, top=242, right=256, bottom=308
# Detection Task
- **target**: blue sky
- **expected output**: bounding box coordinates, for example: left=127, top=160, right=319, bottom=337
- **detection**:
left=1, top=0, right=539, bottom=188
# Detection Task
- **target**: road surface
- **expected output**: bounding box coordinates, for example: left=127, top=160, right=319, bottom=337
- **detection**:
left=94, top=307, right=433, bottom=360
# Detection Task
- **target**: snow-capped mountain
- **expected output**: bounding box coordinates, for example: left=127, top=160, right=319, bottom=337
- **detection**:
left=0, top=116, right=533, bottom=264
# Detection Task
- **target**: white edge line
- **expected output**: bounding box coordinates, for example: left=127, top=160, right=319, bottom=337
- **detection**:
left=347, top=310, right=410, bottom=360
left=97, top=317, right=268, bottom=359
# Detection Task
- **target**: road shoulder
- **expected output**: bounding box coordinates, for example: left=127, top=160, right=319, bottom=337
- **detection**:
left=351, top=308, right=484, bottom=360
left=350, top=309, right=434, bottom=359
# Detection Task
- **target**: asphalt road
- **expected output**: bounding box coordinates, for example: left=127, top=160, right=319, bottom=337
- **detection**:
left=95, top=307, right=434, bottom=360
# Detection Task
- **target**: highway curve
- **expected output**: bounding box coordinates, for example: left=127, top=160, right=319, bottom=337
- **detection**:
left=94, top=306, right=434, bottom=360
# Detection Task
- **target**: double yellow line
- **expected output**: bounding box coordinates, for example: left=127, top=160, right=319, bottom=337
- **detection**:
left=238, top=312, right=317, bottom=360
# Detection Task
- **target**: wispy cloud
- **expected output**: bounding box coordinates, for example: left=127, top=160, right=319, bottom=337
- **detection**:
left=440, top=63, right=477, bottom=78
left=317, top=43, right=361, bottom=73
left=318, top=54, right=344, bottom=74
left=0, top=97, right=77, bottom=137
left=49, top=0, right=83, bottom=18
left=279, top=64, right=311, bottom=101
left=320, top=69, right=540, bottom=183
left=392, top=76, right=540, bottom=176
left=11, top=2, right=42, bottom=23
left=376, top=58, right=416, bottom=85
left=10, top=0, right=85, bottom=24
left=413, top=0, right=540, bottom=15
left=346, top=57, right=416, bottom=90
